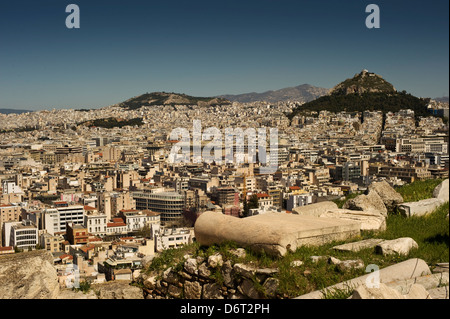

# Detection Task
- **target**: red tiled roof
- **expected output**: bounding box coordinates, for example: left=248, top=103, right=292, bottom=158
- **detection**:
left=0, top=246, right=13, bottom=251
left=107, top=222, right=126, bottom=227
left=84, top=205, right=97, bottom=211
left=256, top=193, right=269, bottom=198
left=289, top=186, right=301, bottom=190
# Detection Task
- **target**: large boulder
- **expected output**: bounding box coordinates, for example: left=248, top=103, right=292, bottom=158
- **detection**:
left=194, top=211, right=360, bottom=257
left=343, top=191, right=388, bottom=216
left=292, top=201, right=338, bottom=217
left=433, top=179, right=449, bottom=202
left=0, top=250, right=60, bottom=299
left=320, top=209, right=386, bottom=231
left=397, top=198, right=444, bottom=217
left=375, top=237, right=418, bottom=256
left=368, top=181, right=404, bottom=211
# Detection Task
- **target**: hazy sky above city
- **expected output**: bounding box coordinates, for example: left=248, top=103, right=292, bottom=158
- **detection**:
left=0, top=0, right=448, bottom=110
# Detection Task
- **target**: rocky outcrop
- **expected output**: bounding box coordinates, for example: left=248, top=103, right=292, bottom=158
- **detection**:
left=0, top=250, right=60, bottom=299
left=343, top=191, right=388, bottom=216
left=368, top=181, right=404, bottom=211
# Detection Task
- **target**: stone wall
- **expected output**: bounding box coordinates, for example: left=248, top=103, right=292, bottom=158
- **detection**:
left=139, top=250, right=281, bottom=299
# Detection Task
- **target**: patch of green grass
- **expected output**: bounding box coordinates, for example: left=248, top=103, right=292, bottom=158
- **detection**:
left=147, top=241, right=200, bottom=273
left=372, top=202, right=449, bottom=265
left=395, top=179, right=443, bottom=203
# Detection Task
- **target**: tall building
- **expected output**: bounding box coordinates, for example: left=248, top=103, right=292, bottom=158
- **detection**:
left=0, top=204, right=22, bottom=246
left=132, top=191, right=185, bottom=224
left=43, top=202, right=84, bottom=235
left=9, top=220, right=38, bottom=250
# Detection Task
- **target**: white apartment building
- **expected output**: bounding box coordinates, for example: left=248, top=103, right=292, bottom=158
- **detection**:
left=84, top=208, right=107, bottom=236
left=286, top=193, right=313, bottom=211
left=9, top=220, right=38, bottom=250
left=43, top=203, right=84, bottom=235
left=118, top=209, right=161, bottom=233
left=154, top=226, right=193, bottom=251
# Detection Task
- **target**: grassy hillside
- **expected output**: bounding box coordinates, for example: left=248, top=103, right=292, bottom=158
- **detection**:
left=289, top=91, right=430, bottom=119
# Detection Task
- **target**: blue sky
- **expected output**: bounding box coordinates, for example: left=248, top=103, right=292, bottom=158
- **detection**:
left=0, top=0, right=448, bottom=110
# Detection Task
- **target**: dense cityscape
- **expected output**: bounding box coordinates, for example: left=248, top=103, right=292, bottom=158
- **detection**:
left=0, top=79, right=448, bottom=299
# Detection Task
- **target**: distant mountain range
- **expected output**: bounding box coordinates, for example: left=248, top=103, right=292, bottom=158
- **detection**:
left=434, top=97, right=449, bottom=104
left=217, top=84, right=330, bottom=103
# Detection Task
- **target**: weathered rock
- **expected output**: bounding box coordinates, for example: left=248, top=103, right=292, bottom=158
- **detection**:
left=375, top=237, right=418, bottom=256
left=333, top=239, right=385, bottom=252
left=320, top=208, right=386, bottom=231
left=202, top=283, right=223, bottom=299
left=208, top=253, right=223, bottom=268
left=162, top=267, right=179, bottom=284
left=255, top=267, right=279, bottom=276
left=339, top=259, right=364, bottom=272
left=168, top=284, right=182, bottom=298
left=292, top=201, right=338, bottom=217
left=427, top=287, right=449, bottom=299
left=433, top=262, right=449, bottom=273
left=184, top=258, right=198, bottom=275
left=296, top=258, right=431, bottom=299
left=222, top=260, right=234, bottom=288
left=328, top=257, right=363, bottom=271
left=229, top=248, right=247, bottom=259
left=198, top=263, right=211, bottom=278
left=368, top=180, right=404, bottom=211
left=433, top=179, right=449, bottom=202
left=94, top=281, right=144, bottom=299
left=262, top=278, right=280, bottom=298
left=143, top=275, right=157, bottom=290
left=195, top=211, right=360, bottom=257
left=397, top=198, right=445, bottom=217
left=239, top=279, right=261, bottom=299
left=343, top=191, right=388, bottom=217
left=132, top=269, right=141, bottom=281
left=57, top=289, right=98, bottom=299
left=351, top=283, right=430, bottom=299
left=386, top=272, right=449, bottom=295
left=184, top=280, right=202, bottom=299
left=311, top=256, right=327, bottom=263
left=0, top=250, right=60, bottom=299
left=290, top=260, right=304, bottom=267
left=233, top=263, right=256, bottom=279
